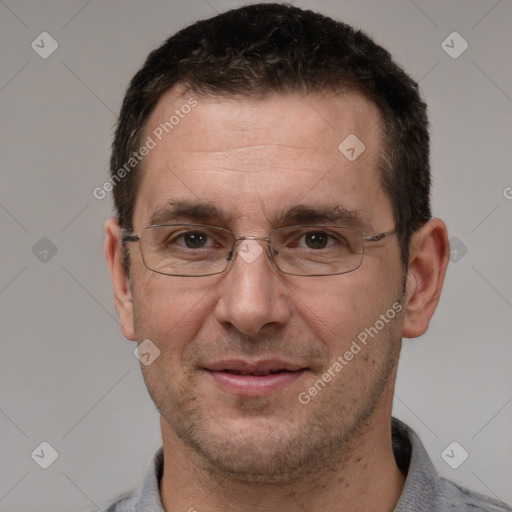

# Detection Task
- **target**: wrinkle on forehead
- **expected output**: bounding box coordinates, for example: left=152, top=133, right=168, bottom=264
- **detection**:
left=167, top=147, right=342, bottom=177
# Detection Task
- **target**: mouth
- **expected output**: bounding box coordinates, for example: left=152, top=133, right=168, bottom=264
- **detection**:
left=204, top=359, right=309, bottom=397
left=221, top=368, right=295, bottom=376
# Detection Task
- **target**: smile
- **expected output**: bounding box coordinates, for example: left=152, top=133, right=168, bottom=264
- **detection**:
left=204, top=359, right=309, bottom=397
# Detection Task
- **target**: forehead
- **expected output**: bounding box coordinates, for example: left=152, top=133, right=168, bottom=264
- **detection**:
left=134, top=88, right=393, bottom=232
left=147, top=87, right=381, bottom=159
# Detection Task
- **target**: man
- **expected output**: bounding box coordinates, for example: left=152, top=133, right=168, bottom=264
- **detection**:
left=102, top=3, right=511, bottom=511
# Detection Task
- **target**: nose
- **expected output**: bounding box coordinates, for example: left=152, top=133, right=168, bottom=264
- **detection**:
left=214, top=238, right=291, bottom=336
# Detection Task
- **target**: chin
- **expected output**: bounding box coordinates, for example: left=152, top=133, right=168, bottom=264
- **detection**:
left=170, top=409, right=357, bottom=483
left=193, top=433, right=317, bottom=484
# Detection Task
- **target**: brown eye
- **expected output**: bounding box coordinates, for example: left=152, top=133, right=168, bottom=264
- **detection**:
left=304, top=231, right=329, bottom=249
left=181, top=232, right=208, bottom=249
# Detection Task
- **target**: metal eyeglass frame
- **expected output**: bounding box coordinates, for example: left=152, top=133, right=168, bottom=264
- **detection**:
left=121, top=224, right=399, bottom=277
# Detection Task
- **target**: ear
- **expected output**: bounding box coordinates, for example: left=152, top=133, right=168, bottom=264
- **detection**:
left=104, top=218, right=136, bottom=341
left=402, top=218, right=450, bottom=338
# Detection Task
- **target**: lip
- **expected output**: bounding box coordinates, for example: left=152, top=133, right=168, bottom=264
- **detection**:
left=204, top=359, right=308, bottom=397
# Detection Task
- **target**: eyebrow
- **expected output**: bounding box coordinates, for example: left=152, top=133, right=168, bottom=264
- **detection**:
left=276, top=204, right=372, bottom=229
left=149, top=201, right=227, bottom=226
left=148, top=200, right=372, bottom=230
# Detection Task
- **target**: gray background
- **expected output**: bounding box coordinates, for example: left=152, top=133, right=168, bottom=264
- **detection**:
left=1, top=0, right=511, bottom=510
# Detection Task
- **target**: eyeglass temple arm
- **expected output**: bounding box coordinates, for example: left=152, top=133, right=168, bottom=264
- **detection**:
left=363, top=229, right=398, bottom=242
left=120, top=229, right=140, bottom=243
left=120, top=228, right=398, bottom=244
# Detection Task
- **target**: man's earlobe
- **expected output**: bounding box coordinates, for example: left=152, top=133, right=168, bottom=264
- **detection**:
left=104, top=218, right=136, bottom=341
left=402, top=218, right=450, bottom=339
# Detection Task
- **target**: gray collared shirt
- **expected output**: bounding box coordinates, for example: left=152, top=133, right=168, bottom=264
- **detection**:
left=98, top=418, right=511, bottom=511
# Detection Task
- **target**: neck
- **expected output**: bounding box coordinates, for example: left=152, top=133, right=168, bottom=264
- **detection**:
left=159, top=396, right=405, bottom=512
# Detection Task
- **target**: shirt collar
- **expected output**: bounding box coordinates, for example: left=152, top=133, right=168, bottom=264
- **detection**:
left=135, top=445, right=165, bottom=512
left=392, top=417, right=439, bottom=510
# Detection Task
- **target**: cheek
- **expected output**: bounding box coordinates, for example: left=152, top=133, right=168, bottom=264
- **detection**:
left=131, top=273, right=215, bottom=351
left=293, top=272, right=400, bottom=354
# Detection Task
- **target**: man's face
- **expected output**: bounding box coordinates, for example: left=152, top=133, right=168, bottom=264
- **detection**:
left=124, top=90, right=405, bottom=480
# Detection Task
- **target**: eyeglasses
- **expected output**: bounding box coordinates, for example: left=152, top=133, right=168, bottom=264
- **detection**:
left=121, top=224, right=398, bottom=277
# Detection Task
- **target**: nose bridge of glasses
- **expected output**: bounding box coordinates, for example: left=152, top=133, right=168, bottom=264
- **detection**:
left=236, top=235, right=271, bottom=243
left=226, top=236, right=273, bottom=264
